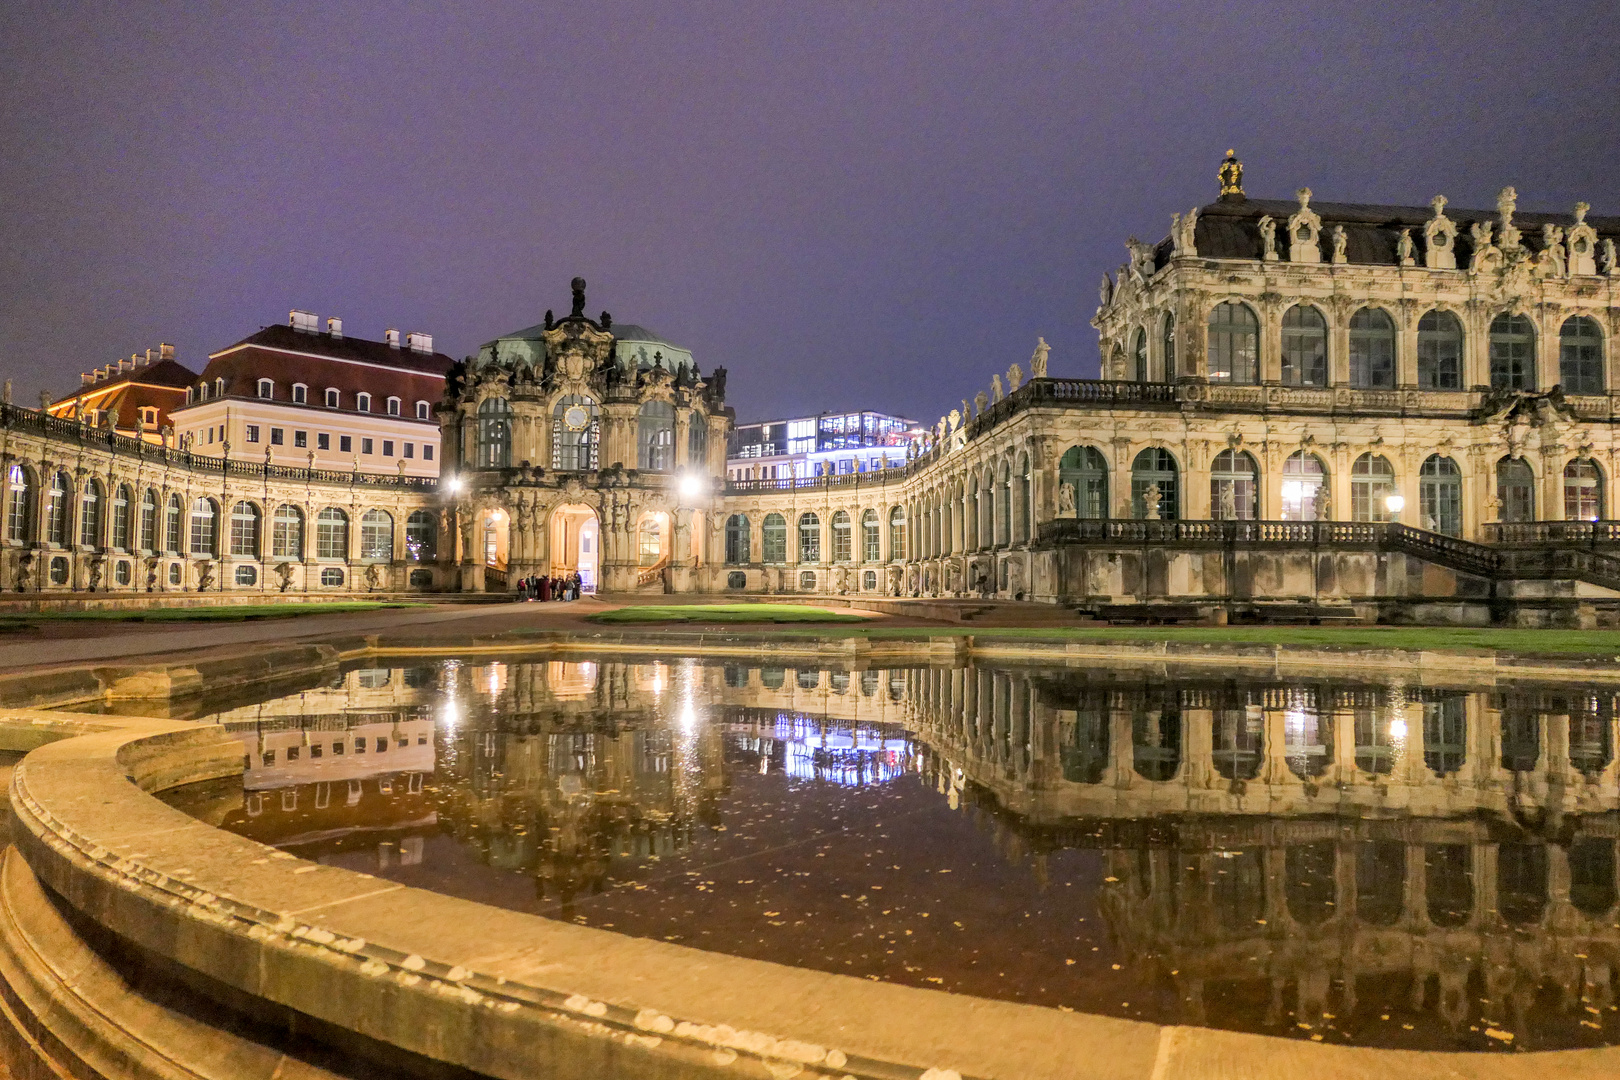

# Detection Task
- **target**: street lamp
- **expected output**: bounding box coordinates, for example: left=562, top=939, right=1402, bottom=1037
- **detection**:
left=444, top=475, right=463, bottom=494
left=678, top=472, right=704, bottom=501
left=1384, top=493, right=1405, bottom=521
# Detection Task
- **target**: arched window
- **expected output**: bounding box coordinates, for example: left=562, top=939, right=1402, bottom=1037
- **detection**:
left=45, top=472, right=70, bottom=547
left=229, top=502, right=260, bottom=557
left=164, top=494, right=183, bottom=554
left=272, top=505, right=304, bottom=559
left=637, top=401, right=675, bottom=470
left=888, top=506, right=905, bottom=560
left=1349, top=307, right=1396, bottom=388
left=638, top=516, right=662, bottom=565
left=1207, top=301, right=1258, bottom=384
left=1015, top=454, right=1031, bottom=541
left=1281, top=452, right=1327, bottom=521
left=1131, top=448, right=1178, bottom=519
left=138, top=488, right=157, bottom=552
left=965, top=476, right=980, bottom=548
left=1350, top=454, right=1397, bottom=522
left=1161, top=313, right=1176, bottom=379
left=688, top=410, right=708, bottom=466
left=189, top=498, right=218, bottom=557
left=405, top=510, right=436, bottom=560
left=78, top=479, right=103, bottom=548
left=1560, top=315, right=1604, bottom=394
left=1417, top=310, right=1463, bottom=389
left=978, top=468, right=994, bottom=541
left=862, top=510, right=880, bottom=561
left=1419, top=455, right=1462, bottom=536
left=1497, top=457, right=1535, bottom=523
left=476, top=397, right=512, bottom=469
left=1061, top=446, right=1108, bottom=522
left=798, top=512, right=821, bottom=563
left=762, top=513, right=787, bottom=564
left=724, top=514, right=750, bottom=564
left=831, top=510, right=852, bottom=562
left=360, top=510, right=393, bottom=560
left=1209, top=450, right=1258, bottom=519
left=550, top=395, right=599, bottom=471
left=1564, top=458, right=1604, bottom=521
left=995, top=463, right=1011, bottom=544
left=1281, top=304, right=1327, bottom=387
left=6, top=465, right=34, bottom=543
left=1132, top=327, right=1148, bottom=382
left=316, top=508, right=349, bottom=559
left=1489, top=313, right=1536, bottom=390
left=111, top=484, right=132, bottom=551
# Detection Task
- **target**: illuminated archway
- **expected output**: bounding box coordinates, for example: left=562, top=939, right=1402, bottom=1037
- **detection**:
left=549, top=503, right=600, bottom=593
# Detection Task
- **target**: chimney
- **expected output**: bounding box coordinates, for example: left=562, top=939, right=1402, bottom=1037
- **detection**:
left=159, top=343, right=175, bottom=361
left=117, top=359, right=131, bottom=374
left=385, top=328, right=400, bottom=349
left=289, top=309, right=319, bottom=333
left=406, top=331, right=433, bottom=355
left=326, top=316, right=343, bottom=339
left=145, top=347, right=157, bottom=365
left=80, top=372, right=94, bottom=386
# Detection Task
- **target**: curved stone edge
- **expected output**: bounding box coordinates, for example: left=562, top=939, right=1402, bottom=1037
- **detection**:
left=7, top=710, right=1620, bottom=1080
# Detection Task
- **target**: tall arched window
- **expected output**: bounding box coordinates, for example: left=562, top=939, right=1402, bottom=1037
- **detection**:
left=637, top=401, right=675, bottom=470
left=1281, top=452, right=1326, bottom=521
left=995, top=463, right=1011, bottom=544
left=189, top=498, right=218, bottom=557
left=164, top=494, right=183, bottom=554
left=965, top=477, right=980, bottom=548
left=316, top=507, right=349, bottom=559
left=550, top=395, right=599, bottom=471
left=1560, top=315, right=1605, bottom=394
left=272, top=505, right=304, bottom=558
left=978, top=468, right=994, bottom=541
left=405, top=510, right=436, bottom=560
left=888, top=506, right=905, bottom=560
left=1564, top=459, right=1603, bottom=521
left=638, top=516, right=662, bottom=565
left=360, top=510, right=393, bottom=560
left=138, top=488, right=157, bottom=552
left=862, top=510, right=880, bottom=561
left=1016, top=455, right=1032, bottom=541
left=110, top=484, right=132, bottom=551
left=759, top=513, right=787, bottom=564
left=725, top=514, right=750, bottom=564
left=1131, top=448, right=1178, bottom=519
left=1497, top=457, right=1535, bottom=523
left=1281, top=305, right=1327, bottom=387
left=1209, top=450, right=1258, bottom=519
left=798, top=512, right=821, bottom=563
left=229, top=502, right=260, bottom=557
left=78, top=479, right=103, bottom=548
left=831, top=510, right=852, bottom=562
left=1419, top=456, right=1462, bottom=536
left=1161, top=313, right=1177, bottom=379
left=476, top=397, right=512, bottom=469
left=1059, top=446, right=1109, bottom=519
left=6, top=465, right=33, bottom=543
left=1350, top=454, right=1396, bottom=521
left=1207, top=301, right=1258, bottom=384
left=1132, top=327, right=1148, bottom=382
left=1349, top=307, right=1396, bottom=388
left=1489, top=313, right=1536, bottom=390
left=1417, top=310, right=1463, bottom=389
left=45, top=472, right=70, bottom=547
left=687, top=410, right=709, bottom=466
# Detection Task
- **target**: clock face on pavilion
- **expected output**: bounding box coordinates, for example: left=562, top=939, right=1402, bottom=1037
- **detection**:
left=563, top=405, right=590, bottom=430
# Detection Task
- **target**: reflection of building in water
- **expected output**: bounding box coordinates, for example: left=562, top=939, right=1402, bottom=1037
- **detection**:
left=722, top=708, right=913, bottom=786
left=900, top=664, right=1620, bottom=1046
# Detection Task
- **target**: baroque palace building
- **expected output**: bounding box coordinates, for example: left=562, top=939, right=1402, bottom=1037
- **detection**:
left=6, top=158, right=1620, bottom=621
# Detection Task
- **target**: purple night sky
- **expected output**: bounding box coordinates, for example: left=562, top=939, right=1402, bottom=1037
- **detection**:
left=3, top=1, right=1617, bottom=426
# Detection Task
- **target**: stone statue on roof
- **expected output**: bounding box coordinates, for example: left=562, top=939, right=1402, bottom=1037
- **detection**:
left=1258, top=216, right=1277, bottom=261
left=1031, top=337, right=1050, bottom=379
left=1007, top=362, right=1023, bottom=392
left=570, top=277, right=587, bottom=318
left=1218, top=150, right=1244, bottom=199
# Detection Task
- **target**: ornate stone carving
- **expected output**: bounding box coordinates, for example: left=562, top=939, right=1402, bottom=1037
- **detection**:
left=1258, top=216, right=1278, bottom=262
left=1288, top=189, right=1322, bottom=264
left=1006, top=362, right=1023, bottom=392
left=1469, top=219, right=1500, bottom=273
left=1172, top=208, right=1199, bottom=257
left=1396, top=229, right=1415, bottom=267
left=1330, top=225, right=1348, bottom=265
left=992, top=374, right=1004, bottom=403
left=974, top=390, right=988, bottom=416
left=1496, top=187, right=1522, bottom=252
left=1537, top=224, right=1566, bottom=279
left=1031, top=337, right=1049, bottom=378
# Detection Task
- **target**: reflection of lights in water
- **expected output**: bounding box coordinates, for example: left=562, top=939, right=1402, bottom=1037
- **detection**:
left=1390, top=718, right=1408, bottom=739
left=484, top=662, right=507, bottom=698
left=679, top=701, right=697, bottom=732
left=440, top=698, right=460, bottom=729
left=739, top=714, right=912, bottom=787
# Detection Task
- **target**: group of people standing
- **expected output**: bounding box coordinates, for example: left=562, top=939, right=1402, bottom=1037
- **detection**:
left=516, top=572, right=583, bottom=602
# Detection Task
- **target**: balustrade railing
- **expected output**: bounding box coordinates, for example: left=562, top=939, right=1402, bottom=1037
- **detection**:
left=1483, top=521, right=1620, bottom=546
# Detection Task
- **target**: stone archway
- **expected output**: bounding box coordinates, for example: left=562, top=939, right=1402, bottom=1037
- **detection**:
left=549, top=503, right=600, bottom=593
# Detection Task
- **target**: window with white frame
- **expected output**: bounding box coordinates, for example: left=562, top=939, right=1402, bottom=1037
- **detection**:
left=356, top=392, right=371, bottom=412
left=257, top=379, right=273, bottom=399
left=415, top=400, right=430, bottom=419
left=214, top=378, right=225, bottom=398
left=292, top=383, right=308, bottom=404
left=325, top=388, right=340, bottom=408
left=386, top=396, right=401, bottom=416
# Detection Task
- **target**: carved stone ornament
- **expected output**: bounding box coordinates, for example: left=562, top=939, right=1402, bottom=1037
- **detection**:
left=1126, top=236, right=1156, bottom=283
left=1469, top=219, right=1500, bottom=273
left=1006, top=362, right=1023, bottom=392
left=974, top=390, right=988, bottom=415
left=992, top=374, right=1004, bottom=402
left=1604, top=239, right=1618, bottom=277
left=1496, top=187, right=1522, bottom=252
left=1422, top=196, right=1457, bottom=269
left=1098, top=272, right=1113, bottom=308
left=1396, top=229, right=1415, bottom=266
left=1258, top=216, right=1278, bottom=261
left=1288, top=188, right=1322, bottom=264
left=1031, top=337, right=1050, bottom=378
left=1567, top=203, right=1598, bottom=276
left=1537, top=224, right=1567, bottom=279
left=1330, top=225, right=1348, bottom=265
left=1177, top=208, right=1199, bottom=257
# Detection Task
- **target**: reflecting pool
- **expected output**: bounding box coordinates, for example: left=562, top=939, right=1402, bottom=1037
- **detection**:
left=159, top=656, right=1620, bottom=1051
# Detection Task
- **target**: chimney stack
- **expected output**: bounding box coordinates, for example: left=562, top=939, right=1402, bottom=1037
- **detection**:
left=385, top=328, right=400, bottom=349
left=159, top=343, right=174, bottom=361
left=289, top=309, right=319, bottom=333
left=327, top=316, right=343, bottom=339
left=406, top=331, right=433, bottom=355
left=80, top=372, right=94, bottom=387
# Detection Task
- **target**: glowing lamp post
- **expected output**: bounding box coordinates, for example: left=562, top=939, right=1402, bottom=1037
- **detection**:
left=1384, top=493, right=1405, bottom=522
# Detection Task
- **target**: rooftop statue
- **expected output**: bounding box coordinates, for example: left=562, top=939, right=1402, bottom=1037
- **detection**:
left=1217, top=149, right=1243, bottom=199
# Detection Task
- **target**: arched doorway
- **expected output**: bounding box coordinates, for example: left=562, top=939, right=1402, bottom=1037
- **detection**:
left=549, top=503, right=600, bottom=593
left=481, top=507, right=509, bottom=570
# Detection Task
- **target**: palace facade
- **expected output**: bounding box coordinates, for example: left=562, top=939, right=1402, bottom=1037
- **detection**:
left=7, top=161, right=1620, bottom=621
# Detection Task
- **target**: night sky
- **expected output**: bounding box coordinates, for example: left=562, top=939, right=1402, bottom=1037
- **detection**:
left=4, top=2, right=1618, bottom=426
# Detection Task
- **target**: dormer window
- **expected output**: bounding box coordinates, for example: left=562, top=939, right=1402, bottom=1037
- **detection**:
left=139, top=407, right=158, bottom=427
left=214, top=377, right=225, bottom=398
left=386, top=396, right=401, bottom=416
left=257, top=379, right=274, bottom=399
left=415, top=400, right=431, bottom=420
left=325, top=388, right=340, bottom=408
left=292, top=383, right=307, bottom=404
left=197, top=383, right=209, bottom=401
left=356, top=392, right=372, bottom=413
left=187, top=386, right=197, bottom=404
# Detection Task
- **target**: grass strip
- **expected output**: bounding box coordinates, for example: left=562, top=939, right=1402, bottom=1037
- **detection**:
left=0, top=601, right=429, bottom=626
left=588, top=604, right=868, bottom=625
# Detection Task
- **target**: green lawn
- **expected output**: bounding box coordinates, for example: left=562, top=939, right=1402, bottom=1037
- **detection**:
left=0, top=601, right=430, bottom=629
left=588, top=603, right=868, bottom=625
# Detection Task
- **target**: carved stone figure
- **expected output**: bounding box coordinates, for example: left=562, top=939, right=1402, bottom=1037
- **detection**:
left=1469, top=220, right=1497, bottom=271
left=365, top=563, right=382, bottom=591
left=1143, top=483, right=1162, bottom=521
left=947, top=409, right=960, bottom=433
left=1330, top=225, right=1348, bottom=264
left=1218, top=483, right=1236, bottom=520
left=1539, top=224, right=1566, bottom=277
left=570, top=276, right=587, bottom=318
left=275, top=562, right=294, bottom=592
left=196, top=560, right=215, bottom=592
left=1288, top=189, right=1321, bottom=264
left=1031, top=337, right=1050, bottom=378
left=1423, top=196, right=1456, bottom=269
left=1098, top=273, right=1113, bottom=307
left=15, top=552, right=34, bottom=593
left=1006, top=363, right=1023, bottom=392
left=1603, top=239, right=1617, bottom=277
left=1177, top=208, right=1199, bottom=256
left=992, top=374, right=1004, bottom=402
left=104, top=407, right=119, bottom=432
left=1396, top=229, right=1415, bottom=266
left=87, top=556, right=104, bottom=591
left=1057, top=482, right=1076, bottom=517
left=1315, top=490, right=1332, bottom=521
left=1496, top=187, right=1521, bottom=251
left=1258, top=216, right=1277, bottom=261
left=974, top=390, right=988, bottom=416
left=143, top=556, right=158, bottom=593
